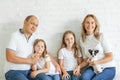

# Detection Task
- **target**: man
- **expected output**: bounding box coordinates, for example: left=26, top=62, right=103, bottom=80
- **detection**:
left=5, top=15, right=61, bottom=80
left=5, top=15, right=39, bottom=80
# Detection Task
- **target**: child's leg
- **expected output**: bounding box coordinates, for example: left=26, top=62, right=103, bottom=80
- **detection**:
left=72, top=75, right=81, bottom=80
left=53, top=74, right=60, bottom=80
left=33, top=73, right=49, bottom=80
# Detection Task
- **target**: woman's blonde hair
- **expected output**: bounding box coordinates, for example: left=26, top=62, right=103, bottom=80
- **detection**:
left=81, top=14, right=101, bottom=42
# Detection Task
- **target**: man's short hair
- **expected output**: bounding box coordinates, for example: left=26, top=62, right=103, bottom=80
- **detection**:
left=25, top=15, right=37, bottom=21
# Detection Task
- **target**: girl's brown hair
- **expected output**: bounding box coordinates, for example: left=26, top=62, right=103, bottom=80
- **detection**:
left=58, top=30, right=80, bottom=58
left=81, top=14, right=101, bottom=42
left=33, top=39, right=47, bottom=58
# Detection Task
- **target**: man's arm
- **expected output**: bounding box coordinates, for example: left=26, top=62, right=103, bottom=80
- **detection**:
left=6, top=49, right=37, bottom=64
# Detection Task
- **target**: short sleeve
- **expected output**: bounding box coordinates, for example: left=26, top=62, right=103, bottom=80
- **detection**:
left=45, top=55, right=51, bottom=62
left=6, top=33, right=17, bottom=51
left=78, top=49, right=82, bottom=57
left=100, top=34, right=112, bottom=53
left=79, top=39, right=87, bottom=59
left=58, top=49, right=64, bottom=59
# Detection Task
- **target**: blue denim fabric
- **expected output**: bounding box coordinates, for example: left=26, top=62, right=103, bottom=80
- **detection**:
left=33, top=73, right=49, bottom=80
left=81, top=66, right=116, bottom=80
left=47, top=74, right=60, bottom=80
left=33, top=73, right=60, bottom=80
left=5, top=70, right=32, bottom=80
left=62, top=71, right=81, bottom=80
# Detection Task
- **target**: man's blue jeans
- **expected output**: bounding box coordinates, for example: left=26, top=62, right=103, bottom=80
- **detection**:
left=81, top=66, right=116, bottom=80
left=5, top=70, right=32, bottom=80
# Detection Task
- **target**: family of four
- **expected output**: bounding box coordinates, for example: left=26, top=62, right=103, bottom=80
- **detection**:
left=5, top=14, right=116, bottom=80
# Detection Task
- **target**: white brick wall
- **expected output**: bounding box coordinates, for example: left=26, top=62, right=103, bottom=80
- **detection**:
left=0, top=0, right=120, bottom=80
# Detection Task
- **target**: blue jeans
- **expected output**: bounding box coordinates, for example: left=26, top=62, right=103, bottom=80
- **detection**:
left=33, top=73, right=49, bottom=80
left=62, top=71, right=81, bottom=80
left=81, top=66, right=116, bottom=80
left=5, top=70, right=32, bottom=80
left=47, top=74, right=60, bottom=80
left=33, top=73, right=60, bottom=80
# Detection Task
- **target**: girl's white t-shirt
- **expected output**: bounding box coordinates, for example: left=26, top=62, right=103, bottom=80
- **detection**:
left=79, top=34, right=116, bottom=68
left=37, top=54, right=59, bottom=75
left=58, top=48, right=81, bottom=71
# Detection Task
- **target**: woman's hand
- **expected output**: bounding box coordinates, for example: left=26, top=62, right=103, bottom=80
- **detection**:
left=89, top=60, right=98, bottom=66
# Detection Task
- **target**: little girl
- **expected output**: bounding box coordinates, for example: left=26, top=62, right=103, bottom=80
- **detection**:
left=58, top=30, right=82, bottom=80
left=31, top=39, right=60, bottom=80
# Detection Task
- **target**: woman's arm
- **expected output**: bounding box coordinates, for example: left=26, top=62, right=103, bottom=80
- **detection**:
left=90, top=52, right=113, bottom=65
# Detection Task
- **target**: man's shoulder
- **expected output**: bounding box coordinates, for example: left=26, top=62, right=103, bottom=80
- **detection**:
left=12, top=29, right=20, bottom=35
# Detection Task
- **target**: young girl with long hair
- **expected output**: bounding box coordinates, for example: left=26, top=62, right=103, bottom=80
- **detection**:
left=31, top=39, right=60, bottom=80
left=58, top=30, right=82, bottom=80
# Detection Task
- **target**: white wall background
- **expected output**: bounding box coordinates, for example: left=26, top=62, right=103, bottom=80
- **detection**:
left=0, top=0, right=120, bottom=80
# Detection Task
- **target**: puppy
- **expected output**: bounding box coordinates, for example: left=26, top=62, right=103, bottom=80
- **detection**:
left=88, top=49, right=104, bottom=74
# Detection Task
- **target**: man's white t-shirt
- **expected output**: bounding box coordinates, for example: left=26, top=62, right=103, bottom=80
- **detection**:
left=6, top=29, right=37, bottom=70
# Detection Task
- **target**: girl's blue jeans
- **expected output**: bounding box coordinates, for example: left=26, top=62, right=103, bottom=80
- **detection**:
left=62, top=70, right=81, bottom=80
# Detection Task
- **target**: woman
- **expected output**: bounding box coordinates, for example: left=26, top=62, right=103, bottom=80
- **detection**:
left=79, top=14, right=116, bottom=80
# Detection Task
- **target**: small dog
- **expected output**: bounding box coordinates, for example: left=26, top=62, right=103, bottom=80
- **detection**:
left=88, top=49, right=104, bottom=74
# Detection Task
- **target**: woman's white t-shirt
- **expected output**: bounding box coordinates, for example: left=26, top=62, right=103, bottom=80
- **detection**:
left=79, top=34, right=116, bottom=68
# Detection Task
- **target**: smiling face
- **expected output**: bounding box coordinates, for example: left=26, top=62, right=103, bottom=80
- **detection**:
left=24, top=16, right=39, bottom=35
left=84, top=16, right=96, bottom=35
left=34, top=41, right=45, bottom=55
left=64, top=33, right=75, bottom=48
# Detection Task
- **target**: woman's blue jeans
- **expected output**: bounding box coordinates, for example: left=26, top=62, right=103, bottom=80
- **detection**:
left=81, top=66, right=116, bottom=80
left=62, top=71, right=81, bottom=80
left=5, top=70, right=32, bottom=80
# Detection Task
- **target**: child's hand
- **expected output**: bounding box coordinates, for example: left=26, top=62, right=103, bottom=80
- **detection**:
left=73, top=66, right=81, bottom=76
left=62, top=72, right=70, bottom=79
left=55, top=64, right=61, bottom=74
left=30, top=70, right=39, bottom=78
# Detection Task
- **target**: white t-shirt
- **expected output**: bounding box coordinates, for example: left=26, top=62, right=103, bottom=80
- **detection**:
left=58, top=48, right=81, bottom=71
left=79, top=34, right=116, bottom=68
left=37, top=54, right=59, bottom=75
left=6, top=29, right=37, bottom=70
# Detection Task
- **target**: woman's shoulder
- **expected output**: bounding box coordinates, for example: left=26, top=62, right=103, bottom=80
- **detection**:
left=99, top=33, right=107, bottom=41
